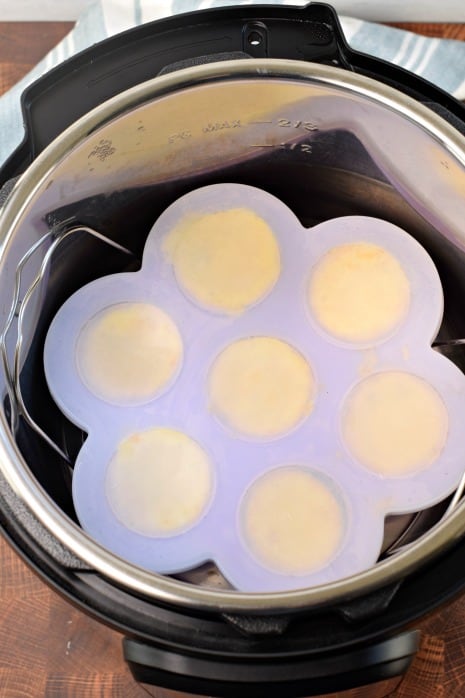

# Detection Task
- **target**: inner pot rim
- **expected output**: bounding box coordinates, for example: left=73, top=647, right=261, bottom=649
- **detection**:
left=1, top=58, right=465, bottom=613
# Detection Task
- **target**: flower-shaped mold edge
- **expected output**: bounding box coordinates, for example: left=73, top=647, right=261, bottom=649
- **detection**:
left=43, top=183, right=465, bottom=592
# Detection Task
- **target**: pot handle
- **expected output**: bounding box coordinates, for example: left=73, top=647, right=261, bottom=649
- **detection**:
left=123, top=629, right=420, bottom=696
left=2, top=0, right=453, bottom=183
left=3, top=1, right=465, bottom=182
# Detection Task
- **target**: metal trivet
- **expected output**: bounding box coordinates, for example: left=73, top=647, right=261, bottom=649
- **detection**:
left=1, top=220, right=464, bottom=582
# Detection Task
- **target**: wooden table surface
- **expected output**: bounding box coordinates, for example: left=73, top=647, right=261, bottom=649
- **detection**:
left=1, top=19, right=465, bottom=698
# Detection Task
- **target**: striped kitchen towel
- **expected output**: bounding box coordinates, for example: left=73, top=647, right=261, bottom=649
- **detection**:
left=0, top=0, right=464, bottom=167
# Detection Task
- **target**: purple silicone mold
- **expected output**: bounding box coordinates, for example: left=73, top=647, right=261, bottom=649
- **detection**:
left=43, top=183, right=465, bottom=592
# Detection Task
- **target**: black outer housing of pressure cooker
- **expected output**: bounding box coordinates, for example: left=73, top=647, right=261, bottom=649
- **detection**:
left=2, top=4, right=465, bottom=696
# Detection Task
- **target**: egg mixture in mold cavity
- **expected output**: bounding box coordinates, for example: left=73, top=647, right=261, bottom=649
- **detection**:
left=43, top=183, right=465, bottom=593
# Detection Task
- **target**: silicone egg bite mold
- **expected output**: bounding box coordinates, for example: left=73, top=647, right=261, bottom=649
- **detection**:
left=44, top=183, right=465, bottom=593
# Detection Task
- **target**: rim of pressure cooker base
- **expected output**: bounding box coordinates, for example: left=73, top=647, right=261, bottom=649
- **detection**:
left=2, top=58, right=465, bottom=614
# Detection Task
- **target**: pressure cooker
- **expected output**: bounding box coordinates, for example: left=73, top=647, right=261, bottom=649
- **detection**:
left=1, top=3, right=465, bottom=696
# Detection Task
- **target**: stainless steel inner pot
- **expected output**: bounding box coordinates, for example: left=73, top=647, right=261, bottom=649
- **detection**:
left=1, top=59, right=465, bottom=614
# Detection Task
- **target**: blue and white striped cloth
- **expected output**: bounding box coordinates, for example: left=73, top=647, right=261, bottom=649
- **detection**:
left=1, top=0, right=464, bottom=167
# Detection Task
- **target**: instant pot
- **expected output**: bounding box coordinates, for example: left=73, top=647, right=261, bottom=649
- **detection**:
left=1, top=3, right=465, bottom=696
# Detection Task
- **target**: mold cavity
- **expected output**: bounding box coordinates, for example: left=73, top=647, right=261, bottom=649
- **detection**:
left=240, top=466, right=345, bottom=575
left=308, top=242, right=410, bottom=343
left=342, top=371, right=449, bottom=476
left=76, top=302, right=182, bottom=404
left=163, top=207, right=280, bottom=314
left=105, top=427, right=213, bottom=535
left=209, top=336, right=315, bottom=439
